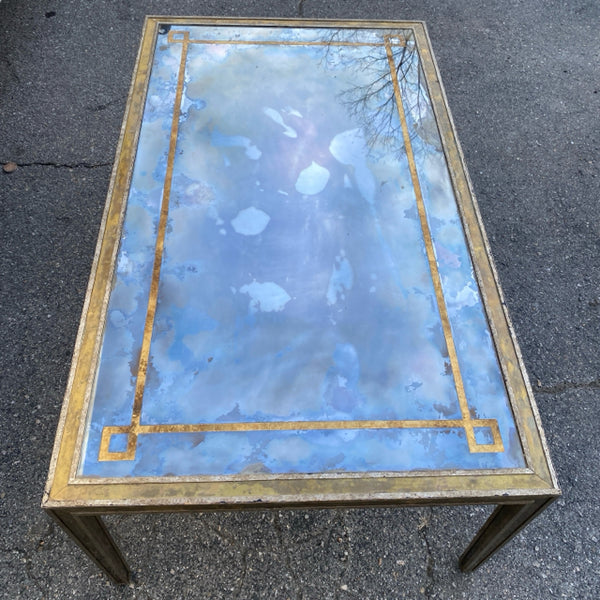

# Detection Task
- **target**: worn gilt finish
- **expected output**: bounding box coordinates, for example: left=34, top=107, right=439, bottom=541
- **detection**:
left=43, top=17, right=559, bottom=583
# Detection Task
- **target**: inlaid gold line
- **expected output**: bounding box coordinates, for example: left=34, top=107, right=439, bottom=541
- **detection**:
left=136, top=418, right=466, bottom=433
left=384, top=38, right=477, bottom=451
left=98, top=417, right=503, bottom=461
left=167, top=33, right=405, bottom=48
left=129, top=32, right=190, bottom=434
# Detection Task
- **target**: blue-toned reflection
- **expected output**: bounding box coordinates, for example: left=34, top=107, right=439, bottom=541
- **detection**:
left=80, top=26, right=524, bottom=477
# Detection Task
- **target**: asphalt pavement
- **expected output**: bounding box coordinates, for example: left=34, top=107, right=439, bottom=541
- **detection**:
left=1, top=1, right=599, bottom=598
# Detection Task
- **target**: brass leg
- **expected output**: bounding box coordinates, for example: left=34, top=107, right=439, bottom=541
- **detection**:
left=459, top=497, right=555, bottom=572
left=47, top=510, right=130, bottom=584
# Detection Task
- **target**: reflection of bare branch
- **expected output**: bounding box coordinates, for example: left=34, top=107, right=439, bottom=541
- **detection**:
left=322, top=30, right=434, bottom=155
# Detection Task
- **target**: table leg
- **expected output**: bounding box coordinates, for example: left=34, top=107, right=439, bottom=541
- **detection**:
left=459, top=496, right=555, bottom=572
left=47, top=510, right=130, bottom=584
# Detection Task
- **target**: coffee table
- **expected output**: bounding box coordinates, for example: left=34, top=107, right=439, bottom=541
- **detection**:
left=42, top=17, right=559, bottom=584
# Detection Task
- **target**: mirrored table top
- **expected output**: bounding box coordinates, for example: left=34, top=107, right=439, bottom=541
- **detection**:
left=74, top=22, right=527, bottom=480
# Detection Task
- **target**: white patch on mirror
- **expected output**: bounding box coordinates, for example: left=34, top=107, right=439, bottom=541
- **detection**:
left=263, top=107, right=297, bottom=138
left=330, top=129, right=376, bottom=204
left=240, top=280, right=292, bottom=313
left=231, top=207, right=271, bottom=236
left=295, top=161, right=330, bottom=195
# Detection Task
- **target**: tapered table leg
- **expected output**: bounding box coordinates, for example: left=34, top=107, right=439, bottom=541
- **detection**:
left=47, top=510, right=130, bottom=584
left=459, top=497, right=555, bottom=572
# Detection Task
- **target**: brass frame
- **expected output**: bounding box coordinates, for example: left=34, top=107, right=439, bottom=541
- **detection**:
left=42, top=17, right=559, bottom=583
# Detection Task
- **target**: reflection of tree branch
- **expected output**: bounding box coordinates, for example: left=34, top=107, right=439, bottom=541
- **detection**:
left=322, top=30, right=434, bottom=155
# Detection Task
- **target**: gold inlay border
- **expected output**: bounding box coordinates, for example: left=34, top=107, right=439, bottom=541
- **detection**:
left=94, top=27, right=504, bottom=464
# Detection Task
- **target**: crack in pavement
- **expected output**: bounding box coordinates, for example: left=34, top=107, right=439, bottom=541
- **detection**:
left=86, top=99, right=121, bottom=112
left=199, top=519, right=252, bottom=599
left=3, top=161, right=112, bottom=170
left=535, top=378, right=600, bottom=394
left=417, top=508, right=435, bottom=599
left=1, top=56, right=21, bottom=83
left=7, top=546, right=48, bottom=597
left=297, top=0, right=306, bottom=17
left=202, top=520, right=242, bottom=549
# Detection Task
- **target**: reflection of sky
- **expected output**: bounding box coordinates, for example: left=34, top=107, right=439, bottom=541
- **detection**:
left=80, top=26, right=525, bottom=478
